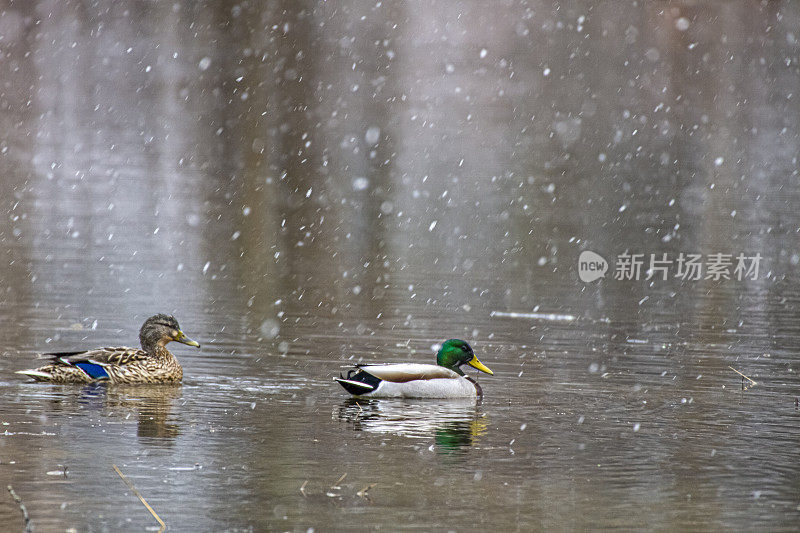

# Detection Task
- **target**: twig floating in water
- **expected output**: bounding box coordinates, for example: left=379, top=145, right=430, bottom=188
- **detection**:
left=490, top=310, right=576, bottom=322
left=7, top=485, right=32, bottom=532
left=331, top=473, right=347, bottom=489
left=728, top=366, right=757, bottom=390
left=357, top=483, right=376, bottom=498
left=112, top=464, right=166, bottom=533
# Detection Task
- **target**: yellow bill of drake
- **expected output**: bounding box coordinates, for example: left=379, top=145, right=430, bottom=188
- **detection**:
left=467, top=355, right=493, bottom=375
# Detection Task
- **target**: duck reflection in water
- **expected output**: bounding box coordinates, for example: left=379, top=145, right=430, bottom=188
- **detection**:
left=75, top=383, right=183, bottom=442
left=334, top=398, right=488, bottom=454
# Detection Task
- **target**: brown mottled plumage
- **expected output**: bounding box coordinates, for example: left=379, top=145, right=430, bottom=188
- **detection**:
left=16, top=314, right=200, bottom=384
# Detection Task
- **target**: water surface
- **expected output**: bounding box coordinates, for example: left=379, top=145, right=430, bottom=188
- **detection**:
left=1, top=1, right=800, bottom=531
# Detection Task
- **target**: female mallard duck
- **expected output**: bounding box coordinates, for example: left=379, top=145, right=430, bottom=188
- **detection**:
left=16, top=314, right=200, bottom=384
left=335, top=339, right=493, bottom=398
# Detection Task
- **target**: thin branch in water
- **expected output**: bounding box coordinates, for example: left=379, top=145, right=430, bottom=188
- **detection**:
left=331, top=472, right=347, bottom=489
left=728, top=366, right=757, bottom=390
left=112, top=464, right=166, bottom=533
left=357, top=483, right=376, bottom=498
left=7, top=485, right=32, bottom=533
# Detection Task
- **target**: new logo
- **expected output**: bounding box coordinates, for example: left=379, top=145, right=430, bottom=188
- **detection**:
left=578, top=251, right=608, bottom=282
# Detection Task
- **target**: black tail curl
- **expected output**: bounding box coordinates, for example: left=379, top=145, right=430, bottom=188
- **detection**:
left=335, top=369, right=382, bottom=395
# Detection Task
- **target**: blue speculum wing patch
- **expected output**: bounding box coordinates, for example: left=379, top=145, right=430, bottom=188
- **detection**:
left=75, top=362, right=110, bottom=380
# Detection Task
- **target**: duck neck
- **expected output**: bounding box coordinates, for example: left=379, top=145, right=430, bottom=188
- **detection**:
left=437, top=347, right=465, bottom=375
left=447, top=364, right=465, bottom=376
left=151, top=345, right=175, bottom=361
left=140, top=336, right=169, bottom=356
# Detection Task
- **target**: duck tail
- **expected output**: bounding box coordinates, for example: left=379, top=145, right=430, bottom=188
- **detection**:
left=15, top=369, right=54, bottom=381
left=335, top=369, right=381, bottom=395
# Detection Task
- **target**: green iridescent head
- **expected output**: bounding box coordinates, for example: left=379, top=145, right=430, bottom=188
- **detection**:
left=436, top=339, right=493, bottom=376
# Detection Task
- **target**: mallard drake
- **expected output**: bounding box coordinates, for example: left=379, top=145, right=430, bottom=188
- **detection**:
left=335, top=339, right=493, bottom=398
left=16, top=314, right=200, bottom=384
